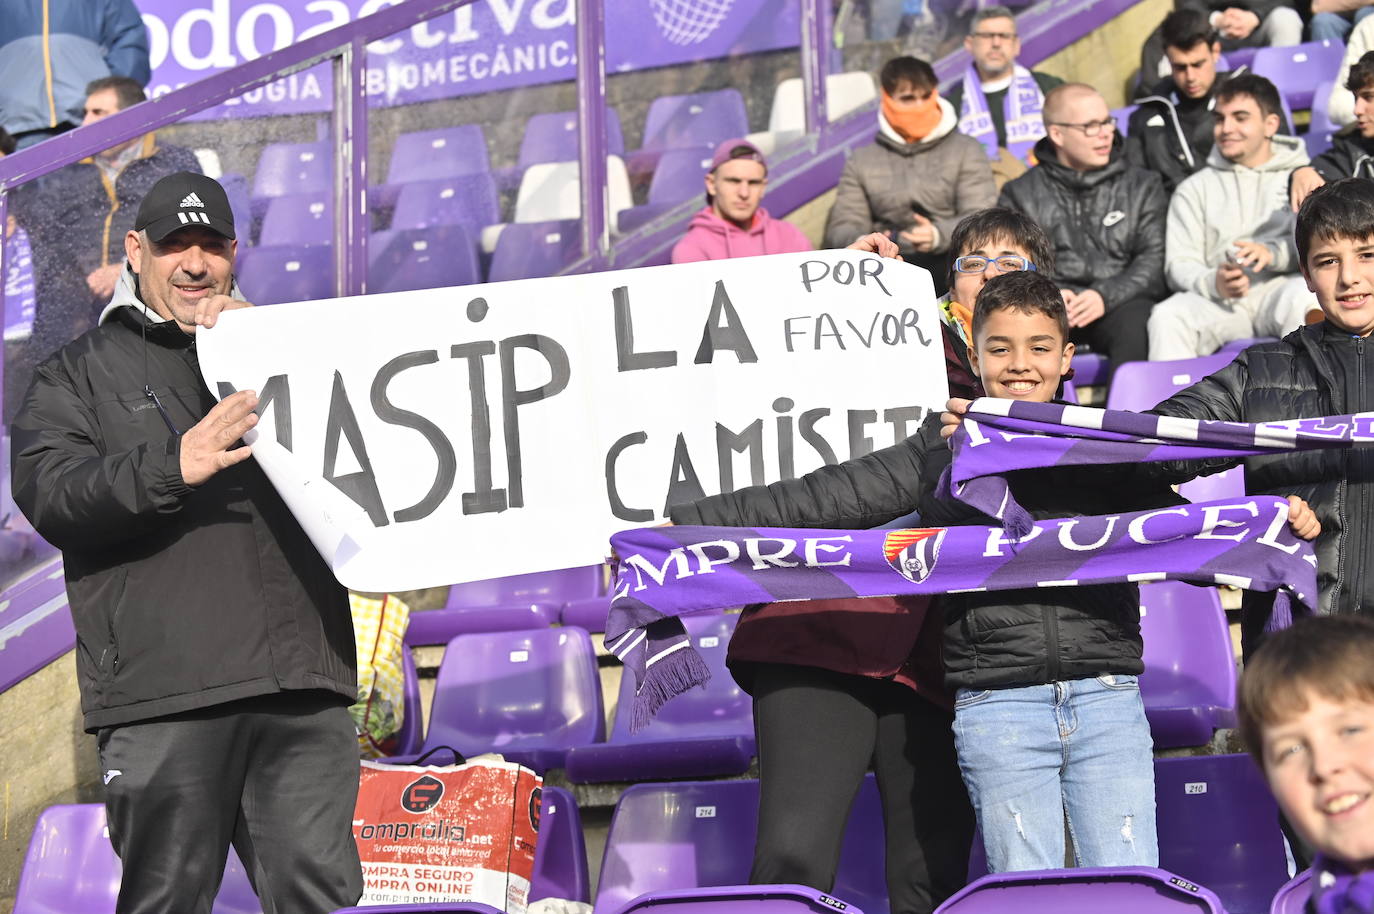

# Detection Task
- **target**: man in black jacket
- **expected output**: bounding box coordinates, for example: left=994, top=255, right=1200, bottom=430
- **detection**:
left=1000, top=83, right=1168, bottom=368
left=1290, top=51, right=1374, bottom=211
left=10, top=173, right=362, bottom=914
left=1128, top=9, right=1272, bottom=194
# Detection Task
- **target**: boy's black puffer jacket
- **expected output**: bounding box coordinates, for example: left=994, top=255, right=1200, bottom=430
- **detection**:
left=1150, top=322, right=1374, bottom=655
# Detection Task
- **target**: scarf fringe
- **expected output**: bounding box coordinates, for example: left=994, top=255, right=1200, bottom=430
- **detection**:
left=1265, top=591, right=1295, bottom=633
left=630, top=647, right=711, bottom=733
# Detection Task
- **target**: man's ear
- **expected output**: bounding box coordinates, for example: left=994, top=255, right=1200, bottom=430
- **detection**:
left=1264, top=111, right=1281, bottom=138
left=124, top=230, right=144, bottom=275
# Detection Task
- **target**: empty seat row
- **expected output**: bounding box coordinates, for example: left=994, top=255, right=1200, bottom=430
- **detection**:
left=593, top=754, right=1289, bottom=914
left=390, top=612, right=756, bottom=784
left=233, top=217, right=583, bottom=302
left=393, top=579, right=1234, bottom=791
left=18, top=753, right=1289, bottom=914
left=13, top=785, right=588, bottom=914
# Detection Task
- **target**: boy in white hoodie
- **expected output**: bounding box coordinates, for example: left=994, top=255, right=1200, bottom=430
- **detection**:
left=1148, top=73, right=1318, bottom=360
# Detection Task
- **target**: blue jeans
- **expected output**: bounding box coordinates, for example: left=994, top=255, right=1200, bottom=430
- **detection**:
left=1311, top=7, right=1374, bottom=42
left=953, top=675, right=1158, bottom=872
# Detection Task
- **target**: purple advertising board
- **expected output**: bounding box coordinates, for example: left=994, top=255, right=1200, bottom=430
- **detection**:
left=135, top=0, right=800, bottom=120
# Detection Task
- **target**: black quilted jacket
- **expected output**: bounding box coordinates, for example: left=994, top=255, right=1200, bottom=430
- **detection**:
left=999, top=138, right=1168, bottom=309
left=1150, top=323, right=1374, bottom=654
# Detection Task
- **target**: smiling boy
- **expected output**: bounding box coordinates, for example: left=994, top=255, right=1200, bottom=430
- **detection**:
left=1239, top=616, right=1374, bottom=902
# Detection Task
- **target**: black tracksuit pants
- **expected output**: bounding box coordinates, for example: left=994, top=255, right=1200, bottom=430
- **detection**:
left=96, top=690, right=363, bottom=914
left=747, top=663, right=974, bottom=914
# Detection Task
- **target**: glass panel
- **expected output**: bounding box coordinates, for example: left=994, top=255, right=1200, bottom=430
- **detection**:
left=364, top=7, right=586, bottom=292
left=0, top=57, right=339, bottom=593
left=604, top=0, right=804, bottom=238
left=834, top=0, right=973, bottom=74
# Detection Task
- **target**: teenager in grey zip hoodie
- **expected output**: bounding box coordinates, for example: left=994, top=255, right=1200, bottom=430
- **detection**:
left=1148, top=74, right=1317, bottom=360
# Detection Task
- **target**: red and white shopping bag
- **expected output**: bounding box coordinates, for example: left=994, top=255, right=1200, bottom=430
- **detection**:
left=354, top=751, right=542, bottom=911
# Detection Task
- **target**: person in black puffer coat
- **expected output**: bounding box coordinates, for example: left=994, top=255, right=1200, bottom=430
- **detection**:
left=1000, top=84, right=1167, bottom=369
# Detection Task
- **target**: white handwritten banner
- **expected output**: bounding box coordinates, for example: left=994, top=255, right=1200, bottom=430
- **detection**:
left=196, top=251, right=947, bottom=591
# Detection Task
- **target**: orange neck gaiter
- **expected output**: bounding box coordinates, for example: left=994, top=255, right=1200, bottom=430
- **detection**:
left=881, top=89, right=942, bottom=144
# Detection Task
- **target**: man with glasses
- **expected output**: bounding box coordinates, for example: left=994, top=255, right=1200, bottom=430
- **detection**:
left=999, top=84, right=1167, bottom=368
left=944, top=6, right=1063, bottom=186
left=1149, top=73, right=1317, bottom=359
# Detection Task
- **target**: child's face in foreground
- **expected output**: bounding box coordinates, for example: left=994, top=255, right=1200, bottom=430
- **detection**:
left=1263, top=691, right=1374, bottom=870
left=1303, top=233, right=1374, bottom=337
left=971, top=309, right=1073, bottom=402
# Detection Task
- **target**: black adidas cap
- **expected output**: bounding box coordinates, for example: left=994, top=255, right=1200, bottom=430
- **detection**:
left=134, top=172, right=236, bottom=242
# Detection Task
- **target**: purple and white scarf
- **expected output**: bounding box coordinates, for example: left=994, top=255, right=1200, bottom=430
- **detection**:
left=945, top=399, right=1374, bottom=539
left=1313, top=855, right=1374, bottom=914
left=958, top=63, right=1046, bottom=161
left=606, top=401, right=1361, bottom=727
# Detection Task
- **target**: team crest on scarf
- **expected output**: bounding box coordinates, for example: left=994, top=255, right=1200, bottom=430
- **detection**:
left=883, top=528, right=947, bottom=584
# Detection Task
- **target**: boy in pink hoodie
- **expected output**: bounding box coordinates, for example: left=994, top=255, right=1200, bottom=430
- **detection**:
left=670, top=139, right=814, bottom=263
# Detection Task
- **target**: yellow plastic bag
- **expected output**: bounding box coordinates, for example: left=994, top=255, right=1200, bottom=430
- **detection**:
left=349, top=592, right=411, bottom=758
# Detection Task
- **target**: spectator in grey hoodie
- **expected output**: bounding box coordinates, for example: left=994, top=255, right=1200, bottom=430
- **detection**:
left=1148, top=74, right=1317, bottom=360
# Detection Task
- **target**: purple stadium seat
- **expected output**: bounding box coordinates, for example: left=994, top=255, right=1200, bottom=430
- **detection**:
left=593, top=776, right=887, bottom=914
left=235, top=243, right=334, bottom=306
left=251, top=141, right=331, bottom=199
left=369, top=226, right=481, bottom=294
left=1105, top=354, right=1237, bottom=412
left=1253, top=40, right=1346, bottom=110
left=1307, top=80, right=1339, bottom=159
left=521, top=109, right=627, bottom=166
left=1269, top=869, right=1311, bottom=914
left=387, top=125, right=491, bottom=184
left=1220, top=47, right=1259, bottom=72
left=1138, top=581, right=1237, bottom=748
left=611, top=885, right=872, bottom=914
left=488, top=219, right=582, bottom=282
left=560, top=595, right=610, bottom=633
left=564, top=612, right=755, bottom=783
left=1155, top=754, right=1290, bottom=914
left=628, top=89, right=750, bottom=174
left=935, top=867, right=1226, bottom=913
left=494, top=108, right=628, bottom=191
left=13, top=804, right=261, bottom=914
left=258, top=193, right=333, bottom=247
left=390, top=174, right=501, bottom=231
left=332, top=906, right=504, bottom=914
left=617, top=146, right=716, bottom=233
left=1105, top=354, right=1247, bottom=503
left=404, top=565, right=603, bottom=645
left=1071, top=353, right=1110, bottom=387
left=532, top=785, right=592, bottom=903
left=218, top=173, right=254, bottom=244
left=389, top=627, right=603, bottom=774
left=1112, top=105, right=1138, bottom=137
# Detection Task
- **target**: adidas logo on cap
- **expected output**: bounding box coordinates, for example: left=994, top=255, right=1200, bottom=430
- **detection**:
left=180, top=192, right=205, bottom=208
